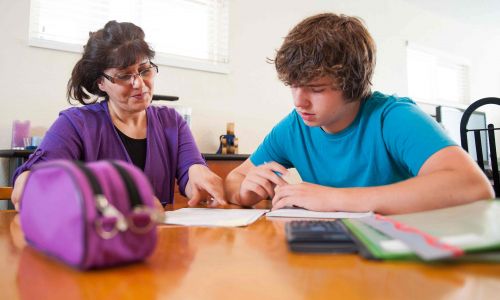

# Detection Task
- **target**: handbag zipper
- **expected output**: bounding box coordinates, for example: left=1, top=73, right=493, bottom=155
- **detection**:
left=110, top=161, right=163, bottom=231
left=109, top=161, right=143, bottom=208
left=73, top=161, right=128, bottom=234
left=73, top=161, right=103, bottom=195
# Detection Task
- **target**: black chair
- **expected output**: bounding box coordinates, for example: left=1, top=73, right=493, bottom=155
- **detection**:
left=460, top=97, right=500, bottom=196
left=152, top=94, right=179, bottom=101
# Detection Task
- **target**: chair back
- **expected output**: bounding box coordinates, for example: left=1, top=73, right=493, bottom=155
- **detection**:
left=152, top=94, right=179, bottom=101
left=0, top=187, right=13, bottom=200
left=460, top=97, right=500, bottom=196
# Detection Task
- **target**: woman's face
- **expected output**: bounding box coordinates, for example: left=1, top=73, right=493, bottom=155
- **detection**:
left=98, top=59, right=157, bottom=114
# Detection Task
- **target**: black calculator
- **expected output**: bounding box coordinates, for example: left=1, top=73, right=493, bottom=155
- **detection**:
left=285, top=220, right=358, bottom=253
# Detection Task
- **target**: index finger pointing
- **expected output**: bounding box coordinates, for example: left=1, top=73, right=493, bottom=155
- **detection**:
left=203, top=183, right=227, bottom=205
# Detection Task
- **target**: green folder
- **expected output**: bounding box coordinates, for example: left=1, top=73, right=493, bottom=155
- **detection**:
left=342, top=200, right=500, bottom=261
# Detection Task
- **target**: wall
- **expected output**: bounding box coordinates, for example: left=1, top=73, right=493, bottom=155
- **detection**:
left=1, top=0, right=500, bottom=157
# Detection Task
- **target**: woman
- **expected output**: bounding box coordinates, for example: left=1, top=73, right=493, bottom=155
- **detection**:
left=12, top=21, right=226, bottom=209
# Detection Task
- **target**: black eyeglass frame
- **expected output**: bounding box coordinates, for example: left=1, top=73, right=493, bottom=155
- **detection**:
left=101, top=62, right=159, bottom=84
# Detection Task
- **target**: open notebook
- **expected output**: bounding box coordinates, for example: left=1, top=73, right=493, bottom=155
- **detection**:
left=164, top=207, right=371, bottom=227
left=164, top=208, right=269, bottom=227
left=163, top=168, right=369, bottom=227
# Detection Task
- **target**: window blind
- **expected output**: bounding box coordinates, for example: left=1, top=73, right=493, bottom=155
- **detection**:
left=406, top=42, right=470, bottom=104
left=29, top=0, right=229, bottom=73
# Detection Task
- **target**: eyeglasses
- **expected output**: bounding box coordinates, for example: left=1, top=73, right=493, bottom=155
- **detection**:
left=102, top=62, right=159, bottom=85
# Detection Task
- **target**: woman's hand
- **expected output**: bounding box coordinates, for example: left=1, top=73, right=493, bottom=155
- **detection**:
left=153, top=196, right=165, bottom=211
left=12, top=171, right=30, bottom=211
left=186, top=164, right=227, bottom=207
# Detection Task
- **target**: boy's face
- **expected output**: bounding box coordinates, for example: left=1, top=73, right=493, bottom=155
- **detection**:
left=291, top=76, right=361, bottom=134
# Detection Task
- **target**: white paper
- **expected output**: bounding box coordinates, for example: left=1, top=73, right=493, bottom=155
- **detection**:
left=380, top=240, right=411, bottom=253
left=440, top=234, right=487, bottom=247
left=266, top=208, right=373, bottom=219
left=379, top=234, right=486, bottom=254
left=164, top=208, right=269, bottom=227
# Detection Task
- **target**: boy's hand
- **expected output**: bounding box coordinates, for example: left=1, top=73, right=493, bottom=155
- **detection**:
left=239, top=162, right=288, bottom=205
left=271, top=182, right=335, bottom=211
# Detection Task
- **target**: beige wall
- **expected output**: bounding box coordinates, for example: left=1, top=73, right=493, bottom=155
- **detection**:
left=1, top=0, right=500, bottom=157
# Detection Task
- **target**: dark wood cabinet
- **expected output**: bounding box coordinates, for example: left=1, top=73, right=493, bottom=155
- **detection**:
left=174, top=154, right=248, bottom=202
left=0, top=149, right=249, bottom=204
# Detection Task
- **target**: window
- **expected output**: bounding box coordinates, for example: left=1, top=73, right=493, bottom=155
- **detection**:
left=406, top=42, right=470, bottom=104
left=29, top=0, right=229, bottom=73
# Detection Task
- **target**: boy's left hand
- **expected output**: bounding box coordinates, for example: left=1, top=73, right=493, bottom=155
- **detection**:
left=271, top=182, right=334, bottom=211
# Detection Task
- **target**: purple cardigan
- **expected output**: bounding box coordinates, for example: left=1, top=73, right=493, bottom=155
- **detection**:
left=13, top=101, right=206, bottom=205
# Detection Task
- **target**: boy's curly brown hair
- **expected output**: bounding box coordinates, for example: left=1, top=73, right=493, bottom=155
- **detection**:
left=274, top=13, right=376, bottom=102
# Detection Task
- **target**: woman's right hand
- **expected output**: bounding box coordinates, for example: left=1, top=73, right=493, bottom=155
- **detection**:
left=238, top=161, right=288, bottom=206
left=186, top=164, right=227, bottom=207
left=11, top=171, right=30, bottom=211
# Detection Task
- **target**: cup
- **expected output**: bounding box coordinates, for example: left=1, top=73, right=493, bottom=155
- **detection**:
left=23, top=136, right=42, bottom=150
left=174, top=107, right=192, bottom=127
left=12, top=120, right=30, bottom=149
left=31, top=136, right=43, bottom=147
left=23, top=137, right=33, bottom=148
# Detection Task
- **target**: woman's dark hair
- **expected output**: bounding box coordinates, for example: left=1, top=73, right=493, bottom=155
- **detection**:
left=67, top=21, right=155, bottom=105
left=274, top=13, right=376, bottom=102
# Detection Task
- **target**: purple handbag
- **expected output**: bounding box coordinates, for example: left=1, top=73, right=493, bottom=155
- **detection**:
left=19, top=160, right=162, bottom=269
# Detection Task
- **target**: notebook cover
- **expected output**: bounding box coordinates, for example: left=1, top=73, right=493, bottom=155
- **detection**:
left=342, top=200, right=500, bottom=261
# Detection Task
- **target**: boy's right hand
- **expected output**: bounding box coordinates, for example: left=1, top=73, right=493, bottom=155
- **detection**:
left=239, top=161, right=288, bottom=205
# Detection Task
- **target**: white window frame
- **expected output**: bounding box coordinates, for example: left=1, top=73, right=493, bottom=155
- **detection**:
left=28, top=0, right=230, bottom=74
left=406, top=41, right=470, bottom=106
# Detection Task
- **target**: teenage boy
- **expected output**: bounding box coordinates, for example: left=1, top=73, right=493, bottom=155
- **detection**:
left=225, top=13, right=493, bottom=214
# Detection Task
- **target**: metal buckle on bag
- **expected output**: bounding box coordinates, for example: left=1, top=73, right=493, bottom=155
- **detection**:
left=127, top=205, right=164, bottom=234
left=94, top=195, right=128, bottom=239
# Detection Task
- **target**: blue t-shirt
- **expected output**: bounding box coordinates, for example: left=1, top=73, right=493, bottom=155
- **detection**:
left=250, top=91, right=455, bottom=188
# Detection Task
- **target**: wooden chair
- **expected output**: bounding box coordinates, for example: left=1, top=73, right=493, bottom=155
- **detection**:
left=0, top=187, right=14, bottom=210
left=460, top=97, right=500, bottom=196
left=0, top=187, right=13, bottom=200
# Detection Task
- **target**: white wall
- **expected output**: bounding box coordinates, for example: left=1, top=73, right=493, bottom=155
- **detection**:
left=1, top=0, right=500, bottom=156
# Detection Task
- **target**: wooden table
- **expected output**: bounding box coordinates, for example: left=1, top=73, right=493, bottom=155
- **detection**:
left=2, top=201, right=500, bottom=300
